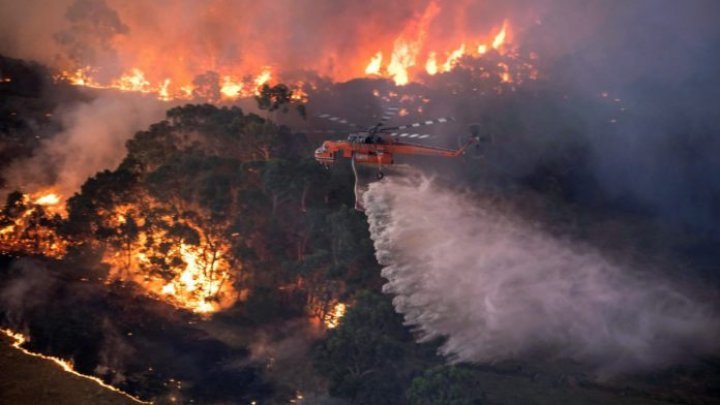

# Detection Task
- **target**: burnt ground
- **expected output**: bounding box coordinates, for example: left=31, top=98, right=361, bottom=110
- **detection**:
left=0, top=332, right=136, bottom=405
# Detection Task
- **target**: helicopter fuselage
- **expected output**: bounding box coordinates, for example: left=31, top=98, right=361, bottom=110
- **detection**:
left=314, top=136, right=471, bottom=170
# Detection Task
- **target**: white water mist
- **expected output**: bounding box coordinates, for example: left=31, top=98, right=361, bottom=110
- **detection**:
left=363, top=176, right=719, bottom=374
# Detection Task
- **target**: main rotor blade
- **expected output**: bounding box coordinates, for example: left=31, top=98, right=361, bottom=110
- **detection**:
left=307, top=129, right=351, bottom=135
left=380, top=116, right=455, bottom=131
left=389, top=133, right=434, bottom=140
left=316, top=113, right=362, bottom=128
left=377, top=106, right=400, bottom=124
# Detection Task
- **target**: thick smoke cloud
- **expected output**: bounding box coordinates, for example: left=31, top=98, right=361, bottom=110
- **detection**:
left=512, top=0, right=720, bottom=231
left=364, top=176, right=720, bottom=374
left=54, top=0, right=129, bottom=71
left=4, top=94, right=164, bottom=198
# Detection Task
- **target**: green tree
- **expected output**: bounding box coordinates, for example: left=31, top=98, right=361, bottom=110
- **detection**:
left=406, top=366, right=485, bottom=405
left=313, top=291, right=434, bottom=404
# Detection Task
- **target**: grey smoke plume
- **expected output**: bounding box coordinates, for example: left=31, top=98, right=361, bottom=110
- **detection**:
left=54, top=0, right=129, bottom=72
left=363, top=176, right=720, bottom=374
left=4, top=94, right=164, bottom=197
left=0, top=258, right=57, bottom=328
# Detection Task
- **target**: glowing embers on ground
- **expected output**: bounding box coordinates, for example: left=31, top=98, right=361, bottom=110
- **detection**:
left=1, top=328, right=150, bottom=404
left=106, top=204, right=238, bottom=314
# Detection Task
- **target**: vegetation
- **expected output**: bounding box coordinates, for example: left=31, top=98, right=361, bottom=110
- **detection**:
left=1, top=54, right=719, bottom=404
left=313, top=291, right=442, bottom=404
left=0, top=101, right=388, bottom=402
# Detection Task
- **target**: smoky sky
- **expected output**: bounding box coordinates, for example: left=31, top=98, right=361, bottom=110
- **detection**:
left=528, top=0, right=720, bottom=231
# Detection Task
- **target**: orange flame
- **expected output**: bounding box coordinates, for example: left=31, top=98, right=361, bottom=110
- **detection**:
left=492, top=20, right=509, bottom=50
left=365, top=52, right=383, bottom=75
left=324, top=302, right=347, bottom=329
left=34, top=193, right=61, bottom=206
left=0, top=191, right=68, bottom=257
left=364, top=8, right=520, bottom=85
left=56, top=65, right=290, bottom=102
left=104, top=202, right=238, bottom=315
left=220, top=76, right=243, bottom=99
left=425, top=52, right=438, bottom=75
left=50, top=3, right=529, bottom=96
left=254, top=68, right=272, bottom=87
left=442, top=43, right=466, bottom=72
left=158, top=243, right=234, bottom=314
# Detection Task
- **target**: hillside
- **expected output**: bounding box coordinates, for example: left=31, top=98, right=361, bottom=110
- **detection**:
left=0, top=331, right=137, bottom=405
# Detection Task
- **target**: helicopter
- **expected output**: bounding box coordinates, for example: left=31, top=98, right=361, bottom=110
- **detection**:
left=313, top=111, right=481, bottom=179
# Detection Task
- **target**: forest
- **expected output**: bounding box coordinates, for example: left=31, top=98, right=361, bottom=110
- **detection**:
left=1, top=15, right=720, bottom=401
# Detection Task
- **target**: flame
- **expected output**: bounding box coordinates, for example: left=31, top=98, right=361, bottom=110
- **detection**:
left=0, top=191, right=68, bottom=257
left=220, top=76, right=243, bottom=99
left=425, top=52, right=438, bottom=75
left=116, top=68, right=151, bottom=93
left=34, top=193, right=61, bottom=206
left=56, top=66, right=289, bottom=102
left=492, top=20, right=509, bottom=50
left=1, top=191, right=238, bottom=314
left=365, top=52, right=383, bottom=75
left=158, top=78, right=171, bottom=101
left=363, top=7, right=522, bottom=85
left=498, top=62, right=512, bottom=83
left=442, top=43, right=466, bottom=72
left=59, top=66, right=102, bottom=87
left=159, top=243, right=233, bottom=314
left=0, top=224, right=14, bottom=236
left=384, top=2, right=440, bottom=85
left=324, top=302, right=347, bottom=329
left=49, top=2, right=529, bottom=96
left=103, top=201, right=238, bottom=315
left=254, top=68, right=272, bottom=87
left=1, top=328, right=149, bottom=403
left=387, top=41, right=416, bottom=86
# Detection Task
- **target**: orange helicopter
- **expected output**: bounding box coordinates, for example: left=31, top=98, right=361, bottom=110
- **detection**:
left=313, top=112, right=481, bottom=179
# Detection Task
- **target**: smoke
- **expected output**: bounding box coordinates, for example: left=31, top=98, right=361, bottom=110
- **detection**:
left=54, top=0, right=129, bottom=72
left=94, top=317, right=136, bottom=386
left=3, top=93, right=164, bottom=198
left=0, top=258, right=57, bottom=328
left=363, top=176, right=720, bottom=374
left=528, top=0, right=720, bottom=231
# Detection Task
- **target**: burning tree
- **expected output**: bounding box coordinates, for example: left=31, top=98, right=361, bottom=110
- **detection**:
left=0, top=190, right=67, bottom=258
left=0, top=94, right=376, bottom=347
left=46, top=103, right=372, bottom=319
left=62, top=108, right=255, bottom=313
